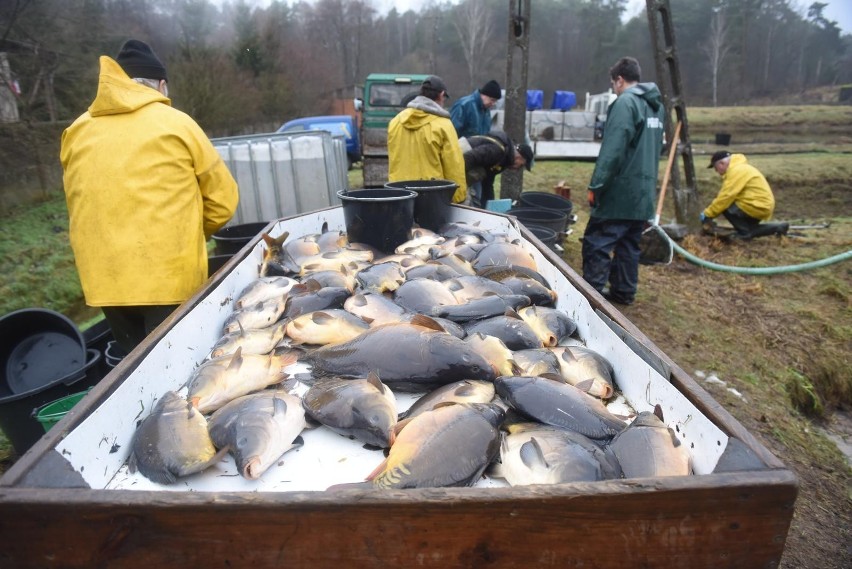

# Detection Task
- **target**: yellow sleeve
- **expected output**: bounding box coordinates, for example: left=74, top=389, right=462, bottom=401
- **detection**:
left=704, top=167, right=749, bottom=219
left=440, top=123, right=468, bottom=203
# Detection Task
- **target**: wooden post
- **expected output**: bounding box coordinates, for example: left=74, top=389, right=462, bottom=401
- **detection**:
left=500, top=0, right=531, bottom=201
left=0, top=52, right=20, bottom=123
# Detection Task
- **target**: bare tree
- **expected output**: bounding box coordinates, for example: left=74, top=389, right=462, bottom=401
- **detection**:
left=702, top=8, right=731, bottom=107
left=452, top=0, right=496, bottom=90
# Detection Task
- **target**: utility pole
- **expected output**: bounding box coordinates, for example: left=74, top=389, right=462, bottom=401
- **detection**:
left=501, top=0, right=530, bottom=201
left=646, top=0, right=700, bottom=229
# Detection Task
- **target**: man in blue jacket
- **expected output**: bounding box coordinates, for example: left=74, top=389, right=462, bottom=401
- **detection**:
left=450, top=80, right=502, bottom=206
left=582, top=57, right=664, bottom=306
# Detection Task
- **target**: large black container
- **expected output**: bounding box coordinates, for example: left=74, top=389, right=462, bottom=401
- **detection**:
left=0, top=308, right=87, bottom=396
left=517, top=191, right=574, bottom=218
left=212, top=222, right=271, bottom=256
left=526, top=224, right=559, bottom=249
left=0, top=348, right=102, bottom=456
left=384, top=179, right=457, bottom=232
left=83, top=318, right=113, bottom=380
left=207, top=254, right=234, bottom=278
left=507, top=207, right=568, bottom=234
left=337, top=188, right=417, bottom=253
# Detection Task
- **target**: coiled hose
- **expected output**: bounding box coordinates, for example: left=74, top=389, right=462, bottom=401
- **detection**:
left=649, top=224, right=852, bottom=275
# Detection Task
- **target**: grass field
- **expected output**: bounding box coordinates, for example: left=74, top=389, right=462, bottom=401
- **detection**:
left=1, top=105, right=850, bottom=567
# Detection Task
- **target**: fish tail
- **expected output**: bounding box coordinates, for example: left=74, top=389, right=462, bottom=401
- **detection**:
left=326, top=481, right=374, bottom=491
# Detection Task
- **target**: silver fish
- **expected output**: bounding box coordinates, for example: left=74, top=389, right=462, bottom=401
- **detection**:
left=299, top=251, right=371, bottom=276
left=209, top=323, right=287, bottom=358
left=362, top=402, right=505, bottom=489
left=356, top=261, right=407, bottom=293
left=518, top=306, right=578, bottom=347
left=283, top=283, right=350, bottom=319
left=223, top=295, right=288, bottom=334
left=393, top=278, right=458, bottom=314
left=607, top=405, right=692, bottom=478
left=463, top=311, right=543, bottom=350
left=344, top=292, right=409, bottom=326
left=464, top=332, right=518, bottom=376
left=493, top=422, right=622, bottom=485
left=404, top=261, right=462, bottom=282
left=492, top=275, right=557, bottom=306
left=128, top=391, right=228, bottom=485
left=399, top=380, right=496, bottom=421
left=549, top=345, right=616, bottom=400
left=494, top=375, right=626, bottom=441
left=395, top=234, right=446, bottom=254
left=302, top=373, right=398, bottom=448
left=285, top=309, right=370, bottom=345
left=512, top=348, right=562, bottom=377
left=299, top=269, right=357, bottom=293
left=187, top=348, right=298, bottom=414
left=476, top=264, right=551, bottom=288
left=432, top=294, right=531, bottom=323
left=472, top=241, right=538, bottom=271
left=430, top=250, right=477, bottom=276
left=208, top=389, right=306, bottom=480
left=445, top=275, right=515, bottom=303
left=234, top=276, right=299, bottom=310
left=305, top=315, right=496, bottom=391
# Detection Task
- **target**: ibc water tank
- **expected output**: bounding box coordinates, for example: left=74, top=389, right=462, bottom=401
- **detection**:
left=551, top=91, right=576, bottom=111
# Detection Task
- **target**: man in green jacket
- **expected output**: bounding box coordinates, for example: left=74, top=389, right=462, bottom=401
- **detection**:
left=61, top=39, right=239, bottom=353
left=582, top=57, right=664, bottom=306
left=701, top=151, right=788, bottom=239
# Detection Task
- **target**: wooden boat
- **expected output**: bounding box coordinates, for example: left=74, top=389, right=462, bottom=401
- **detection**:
left=0, top=205, right=796, bottom=568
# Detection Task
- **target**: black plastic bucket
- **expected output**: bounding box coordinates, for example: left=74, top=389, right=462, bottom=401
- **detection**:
left=337, top=188, right=417, bottom=253
left=517, top=191, right=574, bottom=218
left=384, top=179, right=457, bottom=232
left=526, top=224, right=559, bottom=249
left=104, top=340, right=128, bottom=370
left=508, top=207, right=568, bottom=234
left=83, top=318, right=113, bottom=380
left=212, top=222, right=270, bottom=256
left=207, top=254, right=234, bottom=277
left=715, top=133, right=732, bottom=146
left=0, top=348, right=102, bottom=455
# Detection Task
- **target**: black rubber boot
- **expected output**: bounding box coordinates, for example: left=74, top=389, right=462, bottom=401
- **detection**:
left=748, top=222, right=789, bottom=238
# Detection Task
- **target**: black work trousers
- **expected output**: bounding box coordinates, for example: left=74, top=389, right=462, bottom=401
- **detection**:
left=582, top=217, right=644, bottom=303
left=102, top=304, right=180, bottom=355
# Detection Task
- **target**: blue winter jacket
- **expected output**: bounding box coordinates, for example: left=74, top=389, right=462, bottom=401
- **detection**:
left=450, top=89, right=492, bottom=138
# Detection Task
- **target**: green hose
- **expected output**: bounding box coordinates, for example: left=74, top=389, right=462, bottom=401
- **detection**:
left=650, top=224, right=852, bottom=275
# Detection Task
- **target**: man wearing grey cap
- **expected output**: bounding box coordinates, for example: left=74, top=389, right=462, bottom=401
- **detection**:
left=702, top=151, right=788, bottom=239
left=60, top=39, right=239, bottom=353
left=388, top=75, right=467, bottom=203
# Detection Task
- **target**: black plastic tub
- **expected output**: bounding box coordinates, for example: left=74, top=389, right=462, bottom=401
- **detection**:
left=0, top=308, right=87, bottom=397
left=337, top=188, right=418, bottom=253
left=517, top=191, right=573, bottom=218
left=83, top=318, right=113, bottom=380
left=0, top=348, right=102, bottom=456
left=208, top=254, right=234, bottom=278
left=384, top=179, right=457, bottom=232
left=507, top=207, right=568, bottom=234
left=526, top=224, right=559, bottom=249
left=212, top=222, right=271, bottom=256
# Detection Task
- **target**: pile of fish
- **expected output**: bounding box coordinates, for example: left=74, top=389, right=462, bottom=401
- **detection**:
left=128, top=222, right=692, bottom=488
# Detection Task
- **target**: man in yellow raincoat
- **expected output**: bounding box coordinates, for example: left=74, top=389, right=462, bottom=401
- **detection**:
left=701, top=151, right=788, bottom=239
left=61, top=39, right=239, bottom=353
left=388, top=76, right=467, bottom=203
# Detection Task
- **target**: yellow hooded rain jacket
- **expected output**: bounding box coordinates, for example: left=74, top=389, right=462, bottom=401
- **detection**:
left=704, top=153, right=775, bottom=221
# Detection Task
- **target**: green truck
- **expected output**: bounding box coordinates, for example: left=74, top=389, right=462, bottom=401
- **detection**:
left=360, top=73, right=429, bottom=187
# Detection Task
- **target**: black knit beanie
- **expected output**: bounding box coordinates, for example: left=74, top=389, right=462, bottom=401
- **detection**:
left=116, top=39, right=168, bottom=81
left=480, top=80, right=502, bottom=100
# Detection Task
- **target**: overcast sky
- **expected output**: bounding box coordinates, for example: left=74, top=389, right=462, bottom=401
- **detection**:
left=221, top=0, right=851, bottom=34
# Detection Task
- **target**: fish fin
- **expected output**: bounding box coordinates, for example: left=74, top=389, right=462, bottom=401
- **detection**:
left=311, top=311, right=333, bottom=324
left=408, top=314, right=446, bottom=332
left=365, top=458, right=390, bottom=481
left=510, top=361, right=525, bottom=376
left=432, top=401, right=458, bottom=410
left=393, top=417, right=413, bottom=436
left=321, top=221, right=329, bottom=234
left=227, top=347, right=244, bottom=372
left=560, top=348, right=579, bottom=363
left=303, top=279, right=322, bottom=292
left=519, top=437, right=549, bottom=470
left=271, top=395, right=289, bottom=416
left=176, top=445, right=231, bottom=479
left=504, top=309, right=522, bottom=320
left=540, top=372, right=564, bottom=383
left=654, top=404, right=665, bottom=422
left=291, top=435, right=305, bottom=449
left=366, top=371, right=386, bottom=393
left=575, top=379, right=595, bottom=393
left=127, top=452, right=138, bottom=474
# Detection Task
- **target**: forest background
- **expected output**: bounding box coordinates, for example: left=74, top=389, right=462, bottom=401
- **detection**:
left=2, top=0, right=851, bottom=139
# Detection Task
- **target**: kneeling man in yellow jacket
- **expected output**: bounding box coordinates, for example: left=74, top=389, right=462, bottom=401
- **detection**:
left=701, top=151, right=788, bottom=239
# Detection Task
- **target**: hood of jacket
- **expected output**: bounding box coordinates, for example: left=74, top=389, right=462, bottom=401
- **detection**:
left=402, top=95, right=450, bottom=130
left=623, top=82, right=662, bottom=112
left=89, top=56, right=171, bottom=117
left=725, top=153, right=748, bottom=173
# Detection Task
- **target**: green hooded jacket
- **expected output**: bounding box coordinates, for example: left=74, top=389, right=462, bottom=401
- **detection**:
left=588, top=83, right=665, bottom=220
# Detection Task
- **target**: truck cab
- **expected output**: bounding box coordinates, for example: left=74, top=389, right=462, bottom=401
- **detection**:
left=360, top=73, right=429, bottom=187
